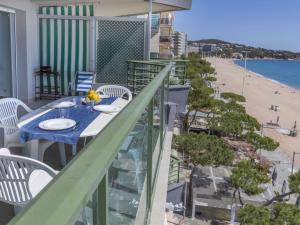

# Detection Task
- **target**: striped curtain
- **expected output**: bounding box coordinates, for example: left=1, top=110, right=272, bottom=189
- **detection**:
left=39, top=5, right=94, bottom=94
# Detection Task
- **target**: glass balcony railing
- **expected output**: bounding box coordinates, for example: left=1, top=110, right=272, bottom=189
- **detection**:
left=8, top=63, right=172, bottom=225
left=160, top=18, right=172, bottom=26
left=127, top=60, right=188, bottom=95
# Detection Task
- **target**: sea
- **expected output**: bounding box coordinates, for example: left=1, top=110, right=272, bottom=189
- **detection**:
left=234, top=59, right=300, bottom=90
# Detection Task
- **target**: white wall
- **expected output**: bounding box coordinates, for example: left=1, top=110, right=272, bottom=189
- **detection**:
left=0, top=0, right=39, bottom=102
left=151, top=32, right=160, bottom=54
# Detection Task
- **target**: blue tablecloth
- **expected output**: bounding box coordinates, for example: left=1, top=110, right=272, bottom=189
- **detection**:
left=19, top=97, right=117, bottom=145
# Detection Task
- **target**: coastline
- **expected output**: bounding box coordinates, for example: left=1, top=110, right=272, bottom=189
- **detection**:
left=231, top=59, right=300, bottom=92
left=228, top=59, right=300, bottom=91
left=207, top=57, right=300, bottom=165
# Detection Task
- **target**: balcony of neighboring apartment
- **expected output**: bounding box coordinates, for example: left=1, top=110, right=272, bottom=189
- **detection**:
left=160, top=26, right=174, bottom=36
left=0, top=1, right=191, bottom=225
left=160, top=17, right=173, bottom=26
left=160, top=36, right=174, bottom=44
left=159, top=11, right=174, bottom=27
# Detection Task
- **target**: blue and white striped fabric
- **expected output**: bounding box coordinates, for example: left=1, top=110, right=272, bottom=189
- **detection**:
left=76, top=71, right=94, bottom=93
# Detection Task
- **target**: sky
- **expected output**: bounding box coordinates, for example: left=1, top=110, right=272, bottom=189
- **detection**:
left=174, top=0, right=300, bottom=52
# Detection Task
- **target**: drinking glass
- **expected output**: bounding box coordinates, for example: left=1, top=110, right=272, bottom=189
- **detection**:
left=59, top=108, right=69, bottom=118
left=73, top=97, right=82, bottom=108
left=90, top=101, right=95, bottom=110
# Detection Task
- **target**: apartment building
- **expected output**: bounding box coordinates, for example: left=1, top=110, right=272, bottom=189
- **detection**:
left=173, top=31, right=187, bottom=57
left=159, top=12, right=175, bottom=59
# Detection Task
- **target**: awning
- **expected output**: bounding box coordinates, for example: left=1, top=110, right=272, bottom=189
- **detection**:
left=31, top=0, right=192, bottom=16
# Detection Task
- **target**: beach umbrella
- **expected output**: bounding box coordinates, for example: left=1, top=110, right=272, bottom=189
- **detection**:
left=282, top=180, right=287, bottom=195
left=272, top=167, right=278, bottom=186
left=296, top=196, right=300, bottom=208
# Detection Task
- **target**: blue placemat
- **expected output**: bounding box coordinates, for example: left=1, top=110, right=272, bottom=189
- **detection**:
left=20, top=97, right=117, bottom=145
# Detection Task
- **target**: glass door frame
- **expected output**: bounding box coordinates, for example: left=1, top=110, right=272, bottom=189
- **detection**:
left=0, top=6, right=17, bottom=98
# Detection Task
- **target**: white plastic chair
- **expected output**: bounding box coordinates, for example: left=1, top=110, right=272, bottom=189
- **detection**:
left=0, top=98, right=55, bottom=164
left=0, top=148, right=57, bottom=213
left=96, top=85, right=132, bottom=102
left=0, top=98, right=32, bottom=148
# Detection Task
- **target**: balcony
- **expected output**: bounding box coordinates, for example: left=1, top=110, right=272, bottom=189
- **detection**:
left=160, top=18, right=173, bottom=26
left=0, top=1, right=191, bottom=225
left=3, top=62, right=174, bottom=225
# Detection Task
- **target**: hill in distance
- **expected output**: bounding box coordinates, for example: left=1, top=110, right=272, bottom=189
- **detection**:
left=188, top=39, right=300, bottom=59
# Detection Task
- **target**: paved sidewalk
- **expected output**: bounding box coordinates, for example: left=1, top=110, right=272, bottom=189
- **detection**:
left=261, top=148, right=298, bottom=203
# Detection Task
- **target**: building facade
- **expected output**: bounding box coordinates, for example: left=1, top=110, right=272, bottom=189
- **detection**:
left=173, top=31, right=187, bottom=57
left=159, top=12, right=175, bottom=59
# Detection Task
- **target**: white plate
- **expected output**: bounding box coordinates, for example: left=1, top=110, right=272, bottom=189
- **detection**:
left=38, top=118, right=76, bottom=131
left=93, top=105, right=121, bottom=113
left=54, top=101, right=75, bottom=108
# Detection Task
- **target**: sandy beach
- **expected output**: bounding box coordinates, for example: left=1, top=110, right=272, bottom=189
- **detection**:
left=207, top=58, right=300, bottom=165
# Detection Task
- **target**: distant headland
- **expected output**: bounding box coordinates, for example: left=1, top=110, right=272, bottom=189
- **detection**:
left=188, top=39, right=300, bottom=59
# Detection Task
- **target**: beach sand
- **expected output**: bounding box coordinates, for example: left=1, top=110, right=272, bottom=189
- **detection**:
left=207, top=58, right=300, bottom=166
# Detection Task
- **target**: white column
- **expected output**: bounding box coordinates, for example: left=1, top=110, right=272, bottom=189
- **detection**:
left=147, top=0, right=152, bottom=60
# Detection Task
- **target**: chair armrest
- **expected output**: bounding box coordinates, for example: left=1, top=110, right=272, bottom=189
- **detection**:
left=0, top=148, right=11, bottom=156
left=21, top=104, right=32, bottom=113
left=0, top=124, right=18, bottom=130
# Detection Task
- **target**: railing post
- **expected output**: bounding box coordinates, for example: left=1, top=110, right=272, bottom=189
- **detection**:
left=93, top=173, right=108, bottom=225
left=177, top=161, right=180, bottom=183
left=147, top=99, right=154, bottom=211
left=183, top=61, right=187, bottom=84
left=160, top=80, right=165, bottom=152
left=133, top=62, right=137, bottom=96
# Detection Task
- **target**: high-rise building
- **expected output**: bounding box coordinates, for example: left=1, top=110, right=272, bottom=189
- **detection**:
left=159, top=12, right=175, bottom=59
left=173, top=31, right=187, bottom=57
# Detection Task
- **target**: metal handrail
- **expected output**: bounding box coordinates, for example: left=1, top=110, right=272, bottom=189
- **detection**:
left=127, top=60, right=166, bottom=66
left=8, top=64, right=172, bottom=225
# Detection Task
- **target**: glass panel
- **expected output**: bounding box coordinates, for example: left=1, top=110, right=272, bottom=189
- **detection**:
left=164, top=77, right=169, bottom=134
left=0, top=11, right=12, bottom=97
left=72, top=193, right=95, bottom=225
left=108, top=109, right=149, bottom=225
left=152, top=88, right=161, bottom=184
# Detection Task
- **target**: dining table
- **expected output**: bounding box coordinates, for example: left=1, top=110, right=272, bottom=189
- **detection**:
left=17, top=96, right=129, bottom=166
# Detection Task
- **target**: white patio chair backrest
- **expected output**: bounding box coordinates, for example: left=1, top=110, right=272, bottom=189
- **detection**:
left=96, top=85, right=132, bottom=101
left=0, top=148, right=57, bottom=206
left=0, top=98, right=31, bottom=137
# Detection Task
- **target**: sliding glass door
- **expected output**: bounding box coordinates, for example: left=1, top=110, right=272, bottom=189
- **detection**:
left=0, top=8, right=16, bottom=98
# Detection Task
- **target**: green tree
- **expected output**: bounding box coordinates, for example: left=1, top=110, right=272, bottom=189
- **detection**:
left=204, top=76, right=217, bottom=82
left=186, top=53, right=215, bottom=79
left=230, top=160, right=270, bottom=196
left=209, top=112, right=260, bottom=137
left=244, top=132, right=279, bottom=151
left=173, top=132, right=234, bottom=166
left=184, top=77, right=214, bottom=132
left=271, top=203, right=300, bottom=225
left=221, top=92, right=246, bottom=102
left=238, top=204, right=270, bottom=225
left=224, top=101, right=246, bottom=113
left=238, top=203, right=300, bottom=225
left=289, top=170, right=300, bottom=194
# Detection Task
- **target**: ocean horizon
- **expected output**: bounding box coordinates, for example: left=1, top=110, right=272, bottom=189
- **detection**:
left=234, top=59, right=300, bottom=90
